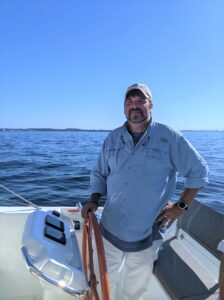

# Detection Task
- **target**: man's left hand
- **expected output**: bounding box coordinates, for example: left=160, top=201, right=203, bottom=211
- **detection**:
left=156, top=202, right=184, bottom=229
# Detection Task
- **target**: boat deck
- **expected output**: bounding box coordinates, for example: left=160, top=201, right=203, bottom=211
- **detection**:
left=0, top=204, right=221, bottom=300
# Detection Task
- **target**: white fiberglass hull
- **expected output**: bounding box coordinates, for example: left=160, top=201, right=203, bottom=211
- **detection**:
left=0, top=206, right=171, bottom=300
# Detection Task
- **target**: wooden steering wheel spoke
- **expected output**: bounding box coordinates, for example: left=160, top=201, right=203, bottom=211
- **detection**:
left=82, top=211, right=110, bottom=300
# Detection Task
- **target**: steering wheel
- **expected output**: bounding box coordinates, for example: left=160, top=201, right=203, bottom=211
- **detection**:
left=82, top=211, right=110, bottom=300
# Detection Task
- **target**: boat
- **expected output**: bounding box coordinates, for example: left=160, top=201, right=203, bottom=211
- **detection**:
left=0, top=191, right=222, bottom=300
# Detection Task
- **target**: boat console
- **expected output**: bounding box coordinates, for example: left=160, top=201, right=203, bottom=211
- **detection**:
left=21, top=209, right=88, bottom=299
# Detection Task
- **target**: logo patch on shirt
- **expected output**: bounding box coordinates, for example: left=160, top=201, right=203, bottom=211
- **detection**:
left=160, top=138, right=168, bottom=143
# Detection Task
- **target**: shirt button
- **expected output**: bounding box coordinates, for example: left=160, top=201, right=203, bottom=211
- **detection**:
left=128, top=167, right=131, bottom=170
left=125, top=182, right=128, bottom=185
left=123, top=198, right=127, bottom=201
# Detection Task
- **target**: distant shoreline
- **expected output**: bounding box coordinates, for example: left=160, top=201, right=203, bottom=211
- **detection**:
left=0, top=128, right=223, bottom=132
left=0, top=128, right=111, bottom=132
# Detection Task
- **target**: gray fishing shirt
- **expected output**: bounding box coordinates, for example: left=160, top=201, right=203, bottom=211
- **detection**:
left=90, top=121, right=209, bottom=251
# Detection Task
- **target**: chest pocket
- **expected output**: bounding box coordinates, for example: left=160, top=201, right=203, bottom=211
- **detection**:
left=105, top=143, right=126, bottom=171
left=142, top=142, right=171, bottom=173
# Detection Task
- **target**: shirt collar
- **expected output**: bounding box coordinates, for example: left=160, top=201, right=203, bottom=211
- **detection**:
left=122, top=119, right=154, bottom=144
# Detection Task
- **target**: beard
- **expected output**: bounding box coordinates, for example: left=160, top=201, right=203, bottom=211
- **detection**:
left=127, top=109, right=148, bottom=123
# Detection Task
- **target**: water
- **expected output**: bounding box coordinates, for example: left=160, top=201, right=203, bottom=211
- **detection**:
left=0, top=130, right=223, bottom=213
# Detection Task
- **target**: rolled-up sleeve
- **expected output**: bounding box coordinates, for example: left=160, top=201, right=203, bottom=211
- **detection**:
left=90, top=140, right=110, bottom=195
left=171, top=133, right=209, bottom=188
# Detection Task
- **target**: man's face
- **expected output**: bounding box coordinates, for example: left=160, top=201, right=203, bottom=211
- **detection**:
left=124, top=95, right=152, bottom=124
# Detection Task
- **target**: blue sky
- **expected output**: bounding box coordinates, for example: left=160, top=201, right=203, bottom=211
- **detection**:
left=0, top=0, right=223, bottom=130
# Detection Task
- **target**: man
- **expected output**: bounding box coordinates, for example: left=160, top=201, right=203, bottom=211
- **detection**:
left=218, top=240, right=224, bottom=300
left=82, top=83, right=209, bottom=300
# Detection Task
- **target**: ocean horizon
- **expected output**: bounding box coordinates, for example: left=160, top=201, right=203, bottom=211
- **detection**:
left=0, top=128, right=224, bottom=132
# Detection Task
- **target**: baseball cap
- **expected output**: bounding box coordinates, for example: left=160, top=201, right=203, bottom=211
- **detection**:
left=125, top=83, right=152, bottom=101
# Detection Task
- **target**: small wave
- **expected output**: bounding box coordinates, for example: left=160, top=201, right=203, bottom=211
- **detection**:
left=36, top=163, right=67, bottom=170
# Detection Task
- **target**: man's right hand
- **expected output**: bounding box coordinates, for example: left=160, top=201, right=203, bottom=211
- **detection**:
left=81, top=202, right=98, bottom=219
left=81, top=193, right=101, bottom=218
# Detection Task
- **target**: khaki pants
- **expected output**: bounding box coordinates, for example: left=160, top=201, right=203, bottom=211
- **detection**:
left=94, top=237, right=162, bottom=300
